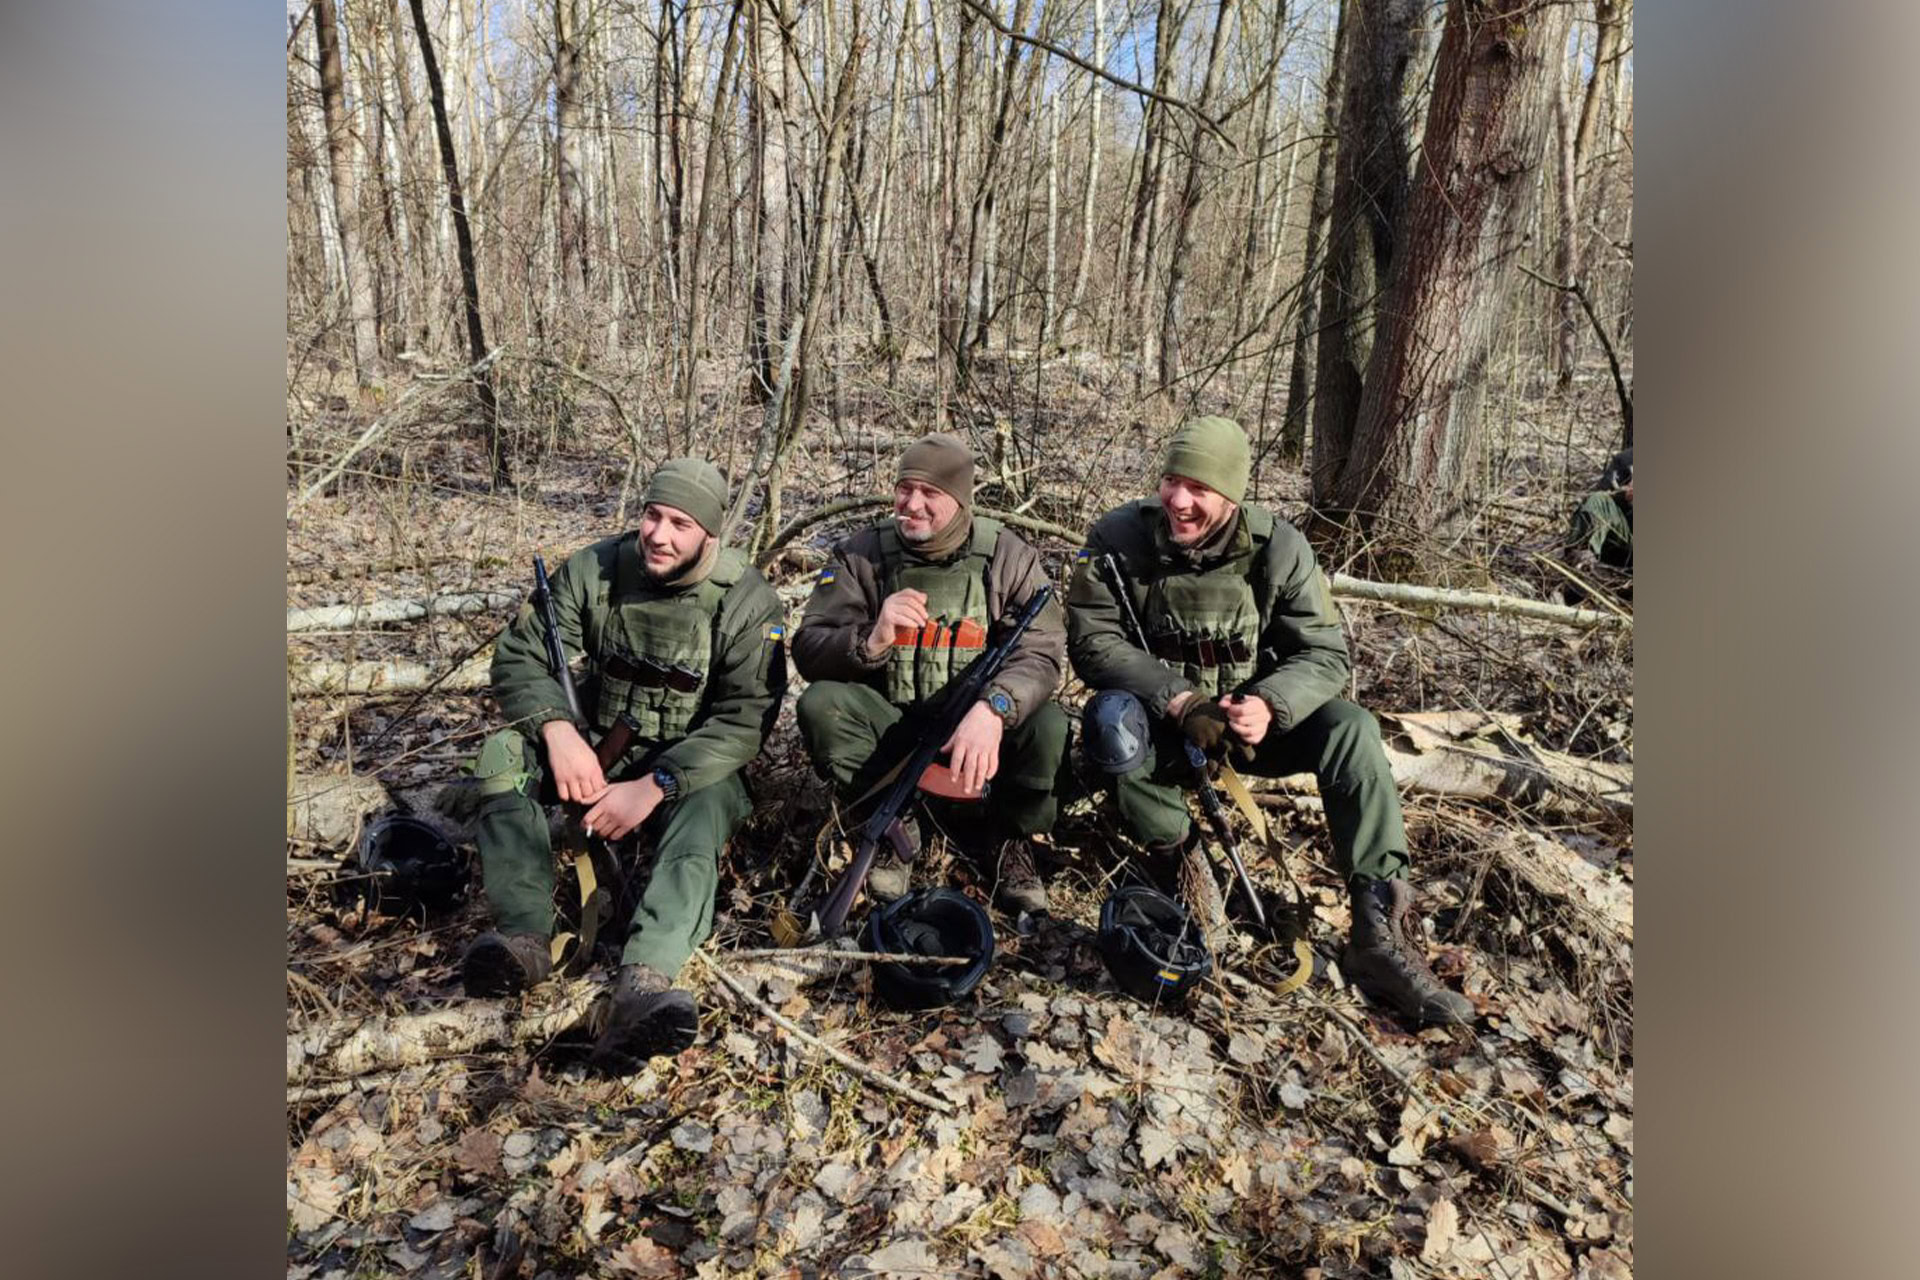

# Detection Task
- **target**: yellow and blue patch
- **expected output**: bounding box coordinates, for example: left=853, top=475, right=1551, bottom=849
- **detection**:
left=764, top=623, right=786, bottom=643
left=816, top=566, right=838, bottom=586
left=1074, top=548, right=1092, bottom=562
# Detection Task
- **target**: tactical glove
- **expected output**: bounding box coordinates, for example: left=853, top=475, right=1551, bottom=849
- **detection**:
left=1180, top=699, right=1231, bottom=752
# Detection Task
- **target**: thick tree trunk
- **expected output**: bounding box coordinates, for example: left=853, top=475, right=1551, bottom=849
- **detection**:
left=1309, top=0, right=1419, bottom=501
left=1327, top=0, right=1574, bottom=535
left=314, top=0, right=383, bottom=388
left=681, top=0, right=746, bottom=431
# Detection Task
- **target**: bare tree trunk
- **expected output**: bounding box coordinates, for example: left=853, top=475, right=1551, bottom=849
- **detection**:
left=681, top=0, right=746, bottom=431
left=554, top=0, right=591, bottom=313
left=1279, top=0, right=1347, bottom=462
left=1042, top=93, right=1059, bottom=348
left=407, top=0, right=504, bottom=484
left=1574, top=0, right=1622, bottom=179
left=1063, top=0, right=1103, bottom=344
left=747, top=0, right=791, bottom=401
left=1552, top=49, right=1579, bottom=388
left=315, top=0, right=383, bottom=388
left=1264, top=77, right=1306, bottom=307
left=1157, top=0, right=1239, bottom=394
left=1309, top=0, right=1420, bottom=502
left=1327, top=0, right=1573, bottom=536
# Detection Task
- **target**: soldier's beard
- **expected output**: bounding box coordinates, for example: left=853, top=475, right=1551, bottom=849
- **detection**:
left=642, top=537, right=717, bottom=588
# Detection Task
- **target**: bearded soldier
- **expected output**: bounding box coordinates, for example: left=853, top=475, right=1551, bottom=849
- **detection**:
left=791, top=433, right=1068, bottom=912
left=463, top=459, right=787, bottom=1070
left=1066, top=417, right=1475, bottom=1026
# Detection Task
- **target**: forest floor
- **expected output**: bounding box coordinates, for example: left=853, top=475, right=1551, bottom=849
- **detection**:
left=286, top=348, right=1632, bottom=1280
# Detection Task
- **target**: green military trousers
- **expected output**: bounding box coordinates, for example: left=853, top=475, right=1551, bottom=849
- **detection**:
left=469, top=727, right=752, bottom=979
left=794, top=680, right=1070, bottom=840
left=1106, top=698, right=1409, bottom=883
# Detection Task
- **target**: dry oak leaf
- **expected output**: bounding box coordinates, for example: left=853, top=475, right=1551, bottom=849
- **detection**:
left=606, top=1235, right=682, bottom=1277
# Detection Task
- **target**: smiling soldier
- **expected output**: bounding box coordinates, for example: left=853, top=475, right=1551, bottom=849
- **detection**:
left=463, top=458, right=787, bottom=1071
left=1066, top=416, right=1475, bottom=1026
left=791, top=432, right=1068, bottom=912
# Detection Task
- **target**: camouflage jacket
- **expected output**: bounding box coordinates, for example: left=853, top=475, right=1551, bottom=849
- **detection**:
left=1066, top=497, right=1349, bottom=732
left=490, top=533, right=787, bottom=796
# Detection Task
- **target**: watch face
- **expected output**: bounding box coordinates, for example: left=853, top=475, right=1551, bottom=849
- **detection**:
left=989, top=691, right=1013, bottom=716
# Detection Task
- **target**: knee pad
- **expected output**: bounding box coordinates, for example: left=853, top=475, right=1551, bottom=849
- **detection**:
left=473, top=729, right=534, bottom=798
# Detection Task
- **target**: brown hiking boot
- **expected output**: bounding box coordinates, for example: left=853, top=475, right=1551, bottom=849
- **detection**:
left=462, top=931, right=553, bottom=997
left=588, top=964, right=700, bottom=1074
left=1342, top=877, right=1475, bottom=1026
left=993, top=839, right=1049, bottom=913
left=864, top=813, right=919, bottom=903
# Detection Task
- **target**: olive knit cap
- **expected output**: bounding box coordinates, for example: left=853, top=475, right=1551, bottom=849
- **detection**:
left=643, top=457, right=728, bottom=534
left=897, top=432, right=975, bottom=509
left=1161, top=415, right=1250, bottom=505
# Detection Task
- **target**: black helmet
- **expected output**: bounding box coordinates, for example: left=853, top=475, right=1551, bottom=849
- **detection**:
left=347, top=814, right=468, bottom=915
left=863, top=888, right=995, bottom=1010
left=1098, top=884, right=1212, bottom=1005
left=1081, top=689, right=1150, bottom=774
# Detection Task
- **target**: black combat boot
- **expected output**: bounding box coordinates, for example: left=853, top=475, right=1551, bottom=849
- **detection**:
left=1342, top=877, right=1475, bottom=1026
left=462, top=931, right=553, bottom=997
left=993, top=838, right=1049, bottom=913
left=1137, top=829, right=1195, bottom=898
left=588, top=964, right=700, bottom=1073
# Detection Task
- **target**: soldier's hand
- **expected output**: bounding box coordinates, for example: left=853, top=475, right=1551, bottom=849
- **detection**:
left=1179, top=699, right=1232, bottom=753
left=1223, top=693, right=1272, bottom=747
left=863, top=588, right=931, bottom=659
left=942, top=701, right=1004, bottom=797
left=582, top=776, right=665, bottom=842
left=541, top=720, right=609, bottom=803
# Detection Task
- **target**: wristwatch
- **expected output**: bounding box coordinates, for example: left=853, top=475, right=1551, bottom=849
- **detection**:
left=651, top=767, right=681, bottom=802
left=985, top=687, right=1017, bottom=726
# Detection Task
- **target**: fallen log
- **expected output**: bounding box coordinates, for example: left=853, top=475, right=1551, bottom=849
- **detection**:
left=1489, top=830, right=1634, bottom=950
left=286, top=978, right=602, bottom=1084
left=291, top=654, right=492, bottom=696
left=1250, top=710, right=1631, bottom=820
left=287, top=590, right=520, bottom=633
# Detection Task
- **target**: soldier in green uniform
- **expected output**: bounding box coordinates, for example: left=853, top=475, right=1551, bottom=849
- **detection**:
left=1562, top=447, right=1632, bottom=602
left=463, top=459, right=788, bottom=1071
left=1066, top=417, right=1474, bottom=1026
left=792, top=433, right=1069, bottom=913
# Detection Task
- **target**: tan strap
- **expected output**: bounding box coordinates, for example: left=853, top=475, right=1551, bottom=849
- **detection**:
left=551, top=848, right=607, bottom=974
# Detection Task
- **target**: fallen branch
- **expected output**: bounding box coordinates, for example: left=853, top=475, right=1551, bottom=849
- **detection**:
left=288, top=590, right=520, bottom=633
left=291, top=348, right=503, bottom=508
left=693, top=951, right=954, bottom=1113
left=1328, top=575, right=1626, bottom=629
left=286, top=978, right=602, bottom=1083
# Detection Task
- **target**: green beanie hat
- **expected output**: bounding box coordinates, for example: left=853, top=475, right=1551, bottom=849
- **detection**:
left=1161, top=416, right=1250, bottom=505
left=897, top=432, right=975, bottom=509
left=643, top=457, right=728, bottom=535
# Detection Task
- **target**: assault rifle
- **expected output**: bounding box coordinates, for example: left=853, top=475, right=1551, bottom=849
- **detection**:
left=789, top=584, right=1055, bottom=941
left=1099, top=552, right=1273, bottom=936
left=532, top=555, right=637, bottom=772
left=530, top=555, right=635, bottom=967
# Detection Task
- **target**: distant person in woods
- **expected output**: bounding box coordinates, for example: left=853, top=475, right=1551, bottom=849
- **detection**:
left=464, top=459, right=787, bottom=1072
left=791, top=433, right=1070, bottom=912
left=1065, top=416, right=1475, bottom=1026
left=1562, top=447, right=1633, bottom=602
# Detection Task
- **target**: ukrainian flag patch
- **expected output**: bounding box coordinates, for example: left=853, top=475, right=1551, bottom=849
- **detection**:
left=816, top=566, right=837, bottom=585
left=764, top=623, right=786, bottom=642
left=1074, top=548, right=1091, bottom=562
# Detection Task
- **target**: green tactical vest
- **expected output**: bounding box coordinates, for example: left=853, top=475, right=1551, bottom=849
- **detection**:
left=580, top=544, right=746, bottom=749
left=875, top=516, right=1002, bottom=705
left=1120, top=504, right=1276, bottom=700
